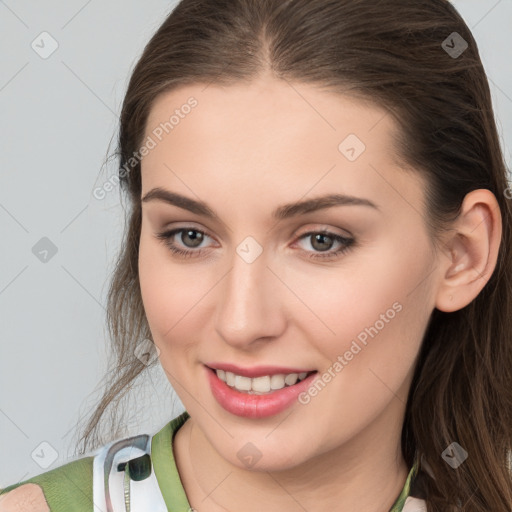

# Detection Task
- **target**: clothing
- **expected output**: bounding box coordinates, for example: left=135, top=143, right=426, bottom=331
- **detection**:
left=0, top=411, right=427, bottom=511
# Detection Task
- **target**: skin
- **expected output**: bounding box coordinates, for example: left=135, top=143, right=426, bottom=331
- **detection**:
left=135, top=74, right=501, bottom=512
left=0, top=484, right=49, bottom=511
left=0, top=79, right=501, bottom=512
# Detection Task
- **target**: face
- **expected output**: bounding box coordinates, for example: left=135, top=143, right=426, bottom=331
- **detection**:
left=138, top=76, right=442, bottom=472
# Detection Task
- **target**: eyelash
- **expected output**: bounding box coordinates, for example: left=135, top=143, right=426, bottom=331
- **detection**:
left=155, top=227, right=356, bottom=261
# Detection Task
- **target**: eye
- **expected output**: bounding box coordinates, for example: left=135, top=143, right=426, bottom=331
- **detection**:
left=155, top=227, right=214, bottom=258
left=294, top=230, right=355, bottom=260
left=154, top=227, right=356, bottom=261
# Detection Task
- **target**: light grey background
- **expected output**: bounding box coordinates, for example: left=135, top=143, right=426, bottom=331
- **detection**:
left=1, top=0, right=511, bottom=488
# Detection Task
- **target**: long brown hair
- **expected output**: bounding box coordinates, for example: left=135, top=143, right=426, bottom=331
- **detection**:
left=75, top=1, right=512, bottom=510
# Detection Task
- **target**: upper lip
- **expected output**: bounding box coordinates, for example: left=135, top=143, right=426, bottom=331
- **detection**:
left=205, top=363, right=316, bottom=378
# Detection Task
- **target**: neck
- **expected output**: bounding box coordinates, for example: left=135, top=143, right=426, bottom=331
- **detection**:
left=173, top=409, right=410, bottom=512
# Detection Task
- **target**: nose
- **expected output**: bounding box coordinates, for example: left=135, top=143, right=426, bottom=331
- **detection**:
left=214, top=242, right=287, bottom=350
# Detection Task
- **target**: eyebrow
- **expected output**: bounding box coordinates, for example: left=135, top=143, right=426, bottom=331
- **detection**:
left=141, top=187, right=379, bottom=220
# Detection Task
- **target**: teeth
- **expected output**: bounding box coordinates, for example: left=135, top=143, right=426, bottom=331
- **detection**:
left=215, top=369, right=311, bottom=394
left=252, top=376, right=271, bottom=393
left=226, top=371, right=235, bottom=386
left=270, top=374, right=285, bottom=390
left=284, top=373, right=298, bottom=386
left=234, top=375, right=252, bottom=391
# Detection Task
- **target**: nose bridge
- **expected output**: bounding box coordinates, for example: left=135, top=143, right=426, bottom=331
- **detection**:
left=215, top=236, right=283, bottom=345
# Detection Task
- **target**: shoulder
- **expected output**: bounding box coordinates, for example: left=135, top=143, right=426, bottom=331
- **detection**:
left=0, top=412, right=191, bottom=512
left=0, top=454, right=94, bottom=511
left=0, top=484, right=49, bottom=512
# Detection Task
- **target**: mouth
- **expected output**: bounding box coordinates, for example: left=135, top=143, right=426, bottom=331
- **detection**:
left=206, top=365, right=317, bottom=395
left=205, top=364, right=318, bottom=418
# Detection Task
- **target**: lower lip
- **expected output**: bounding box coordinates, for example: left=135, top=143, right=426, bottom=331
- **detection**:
left=206, top=366, right=317, bottom=419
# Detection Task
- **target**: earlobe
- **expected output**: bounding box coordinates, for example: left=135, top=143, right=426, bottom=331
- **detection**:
left=435, top=189, right=502, bottom=313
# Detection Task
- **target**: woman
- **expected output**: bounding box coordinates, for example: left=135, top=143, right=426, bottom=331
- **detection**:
left=1, top=0, right=511, bottom=510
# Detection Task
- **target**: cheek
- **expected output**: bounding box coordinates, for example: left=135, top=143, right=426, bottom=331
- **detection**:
left=138, top=237, right=196, bottom=385
left=292, top=248, right=434, bottom=444
left=138, top=233, right=170, bottom=332
left=138, top=229, right=215, bottom=358
left=138, top=232, right=189, bottom=346
left=291, top=233, right=435, bottom=372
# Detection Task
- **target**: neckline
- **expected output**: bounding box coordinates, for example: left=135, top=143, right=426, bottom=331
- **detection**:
left=151, top=410, right=193, bottom=510
left=151, top=410, right=419, bottom=512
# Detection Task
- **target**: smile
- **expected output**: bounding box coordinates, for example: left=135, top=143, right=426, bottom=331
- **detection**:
left=205, top=365, right=318, bottom=418
left=215, top=369, right=313, bottom=394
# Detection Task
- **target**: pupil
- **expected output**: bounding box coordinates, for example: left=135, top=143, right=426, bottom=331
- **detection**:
left=184, top=230, right=203, bottom=247
left=313, top=233, right=332, bottom=252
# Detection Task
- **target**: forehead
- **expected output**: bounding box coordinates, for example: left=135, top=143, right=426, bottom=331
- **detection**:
left=145, top=77, right=398, bottom=153
left=141, top=77, right=426, bottom=220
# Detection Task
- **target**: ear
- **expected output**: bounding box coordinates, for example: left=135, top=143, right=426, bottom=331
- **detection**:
left=435, top=189, right=502, bottom=313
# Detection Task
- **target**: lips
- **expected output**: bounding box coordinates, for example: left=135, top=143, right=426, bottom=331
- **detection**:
left=205, top=362, right=316, bottom=378
left=205, top=364, right=318, bottom=418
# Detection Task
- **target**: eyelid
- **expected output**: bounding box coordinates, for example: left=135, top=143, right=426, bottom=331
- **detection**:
left=159, top=222, right=353, bottom=245
left=157, top=223, right=356, bottom=257
left=293, top=223, right=354, bottom=239
left=158, top=227, right=355, bottom=263
left=160, top=222, right=217, bottom=240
